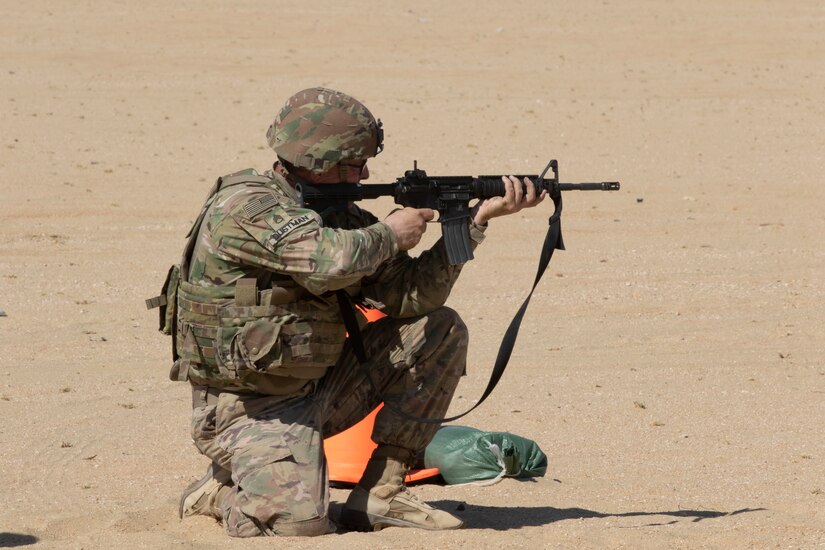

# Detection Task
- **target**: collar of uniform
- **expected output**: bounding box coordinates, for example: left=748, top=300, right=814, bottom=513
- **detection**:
left=263, top=169, right=302, bottom=204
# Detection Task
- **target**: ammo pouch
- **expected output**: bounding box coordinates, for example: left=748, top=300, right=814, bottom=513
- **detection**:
left=145, top=264, right=181, bottom=336
left=177, top=279, right=346, bottom=383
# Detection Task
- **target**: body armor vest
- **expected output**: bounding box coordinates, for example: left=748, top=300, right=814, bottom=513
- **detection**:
left=148, top=170, right=349, bottom=392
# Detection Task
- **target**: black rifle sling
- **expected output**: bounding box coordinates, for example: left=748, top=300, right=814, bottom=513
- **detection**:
left=336, top=191, right=565, bottom=424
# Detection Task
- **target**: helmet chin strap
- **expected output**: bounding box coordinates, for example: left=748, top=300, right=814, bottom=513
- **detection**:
left=338, top=163, right=349, bottom=184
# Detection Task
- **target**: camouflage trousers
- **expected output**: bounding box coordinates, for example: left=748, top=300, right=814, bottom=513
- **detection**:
left=189, top=306, right=468, bottom=537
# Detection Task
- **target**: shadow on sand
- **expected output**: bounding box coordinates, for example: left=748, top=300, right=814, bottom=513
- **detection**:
left=0, top=533, right=39, bottom=548
left=430, top=501, right=766, bottom=530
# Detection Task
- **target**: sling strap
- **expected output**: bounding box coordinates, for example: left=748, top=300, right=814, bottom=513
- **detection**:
left=337, top=189, right=565, bottom=424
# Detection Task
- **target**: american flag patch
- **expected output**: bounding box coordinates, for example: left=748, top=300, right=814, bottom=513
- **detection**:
left=243, top=194, right=278, bottom=219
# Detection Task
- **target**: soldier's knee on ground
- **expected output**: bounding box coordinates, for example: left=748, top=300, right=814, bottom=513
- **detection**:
left=223, top=442, right=329, bottom=537
left=224, top=501, right=333, bottom=537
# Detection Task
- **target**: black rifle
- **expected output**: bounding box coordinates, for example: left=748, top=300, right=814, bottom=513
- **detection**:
left=296, top=159, right=620, bottom=265
left=306, top=159, right=621, bottom=423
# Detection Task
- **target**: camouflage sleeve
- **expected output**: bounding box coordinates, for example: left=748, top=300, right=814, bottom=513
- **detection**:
left=217, top=196, right=398, bottom=295
left=359, top=222, right=487, bottom=318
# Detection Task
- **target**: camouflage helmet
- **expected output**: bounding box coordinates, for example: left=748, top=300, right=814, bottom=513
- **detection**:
left=266, top=87, right=384, bottom=174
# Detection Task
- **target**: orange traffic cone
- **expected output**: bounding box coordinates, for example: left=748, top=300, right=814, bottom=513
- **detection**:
left=325, top=307, right=440, bottom=484
left=325, top=403, right=440, bottom=484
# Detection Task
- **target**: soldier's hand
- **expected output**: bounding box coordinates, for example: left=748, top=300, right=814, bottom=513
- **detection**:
left=384, top=207, right=435, bottom=251
left=472, top=176, right=546, bottom=226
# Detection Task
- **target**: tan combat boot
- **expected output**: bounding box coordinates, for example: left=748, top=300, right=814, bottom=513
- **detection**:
left=179, top=462, right=232, bottom=520
left=340, top=445, right=463, bottom=531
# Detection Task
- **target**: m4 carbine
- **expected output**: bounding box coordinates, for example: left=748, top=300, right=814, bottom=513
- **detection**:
left=301, top=159, right=621, bottom=423
left=296, top=159, right=620, bottom=265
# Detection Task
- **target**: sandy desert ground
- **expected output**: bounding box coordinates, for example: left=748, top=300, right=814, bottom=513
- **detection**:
left=1, top=1, right=824, bottom=548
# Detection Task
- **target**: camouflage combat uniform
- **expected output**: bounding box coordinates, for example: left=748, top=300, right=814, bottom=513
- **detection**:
left=177, top=167, right=486, bottom=536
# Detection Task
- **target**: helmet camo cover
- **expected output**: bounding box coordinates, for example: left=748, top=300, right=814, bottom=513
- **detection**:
left=267, top=87, right=383, bottom=174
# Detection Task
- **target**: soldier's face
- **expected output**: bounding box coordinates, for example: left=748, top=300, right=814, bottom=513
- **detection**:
left=337, top=161, right=369, bottom=183
left=316, top=162, right=368, bottom=184
left=290, top=161, right=369, bottom=185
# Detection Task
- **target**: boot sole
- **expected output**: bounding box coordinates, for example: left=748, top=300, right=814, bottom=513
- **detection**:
left=342, top=512, right=463, bottom=532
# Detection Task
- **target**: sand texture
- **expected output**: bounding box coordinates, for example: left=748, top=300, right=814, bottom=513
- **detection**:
left=1, top=1, right=823, bottom=548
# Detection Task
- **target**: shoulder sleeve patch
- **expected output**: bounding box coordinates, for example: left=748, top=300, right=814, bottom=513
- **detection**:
left=265, top=213, right=315, bottom=247
left=242, top=193, right=279, bottom=220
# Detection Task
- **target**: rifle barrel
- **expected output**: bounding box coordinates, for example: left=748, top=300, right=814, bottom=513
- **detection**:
left=557, top=182, right=620, bottom=191
left=472, top=176, right=620, bottom=198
